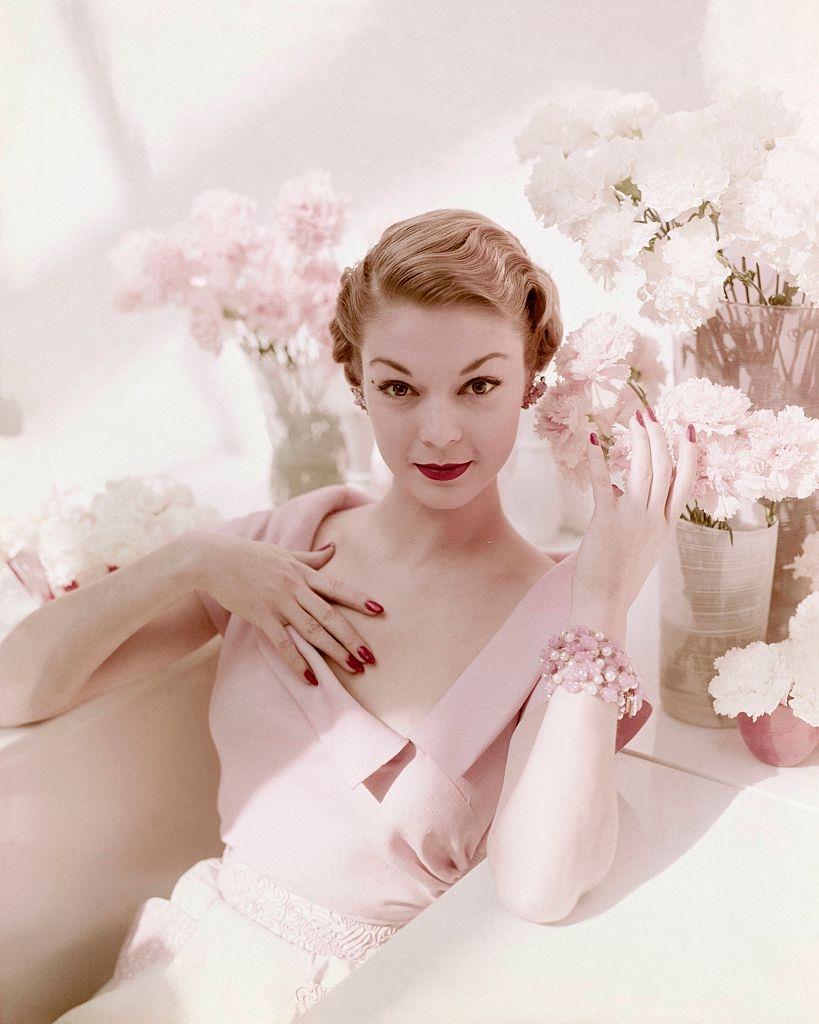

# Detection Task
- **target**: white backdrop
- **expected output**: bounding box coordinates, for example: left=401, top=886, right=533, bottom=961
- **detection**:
left=0, top=0, right=816, bottom=518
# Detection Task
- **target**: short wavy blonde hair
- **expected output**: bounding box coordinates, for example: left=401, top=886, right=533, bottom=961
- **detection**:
left=329, top=208, right=563, bottom=390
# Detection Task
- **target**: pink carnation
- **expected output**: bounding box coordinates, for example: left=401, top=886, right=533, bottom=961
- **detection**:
left=274, top=170, right=346, bottom=253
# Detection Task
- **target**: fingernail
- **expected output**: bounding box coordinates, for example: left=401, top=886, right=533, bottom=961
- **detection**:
left=365, top=600, right=384, bottom=613
left=636, top=409, right=645, bottom=427
left=357, top=646, right=375, bottom=664
left=687, top=423, right=696, bottom=442
left=646, top=405, right=657, bottom=422
left=589, top=432, right=599, bottom=446
left=304, top=668, right=319, bottom=686
left=347, top=654, right=365, bottom=673
left=318, top=542, right=334, bottom=551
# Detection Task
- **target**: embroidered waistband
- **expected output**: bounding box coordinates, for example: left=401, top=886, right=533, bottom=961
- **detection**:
left=216, top=846, right=402, bottom=963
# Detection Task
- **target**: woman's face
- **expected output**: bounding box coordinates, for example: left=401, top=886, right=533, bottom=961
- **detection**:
left=359, top=302, right=528, bottom=503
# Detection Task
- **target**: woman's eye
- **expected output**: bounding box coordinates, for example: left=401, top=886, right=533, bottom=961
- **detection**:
left=378, top=381, right=414, bottom=398
left=377, top=377, right=502, bottom=398
left=467, top=376, right=502, bottom=395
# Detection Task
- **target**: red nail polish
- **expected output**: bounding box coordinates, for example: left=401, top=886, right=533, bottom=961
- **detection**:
left=365, top=600, right=384, bottom=613
left=357, top=646, right=375, bottom=664
left=589, top=432, right=599, bottom=446
left=304, top=668, right=318, bottom=686
left=636, top=409, right=645, bottom=427
left=347, top=654, right=364, bottom=672
left=688, top=423, right=696, bottom=442
left=646, top=405, right=657, bottom=422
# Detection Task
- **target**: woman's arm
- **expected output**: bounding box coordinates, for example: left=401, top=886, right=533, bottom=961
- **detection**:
left=0, top=531, right=212, bottom=727
left=486, top=594, right=626, bottom=923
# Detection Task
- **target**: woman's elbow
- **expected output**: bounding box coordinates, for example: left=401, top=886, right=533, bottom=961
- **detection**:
left=493, top=874, right=581, bottom=925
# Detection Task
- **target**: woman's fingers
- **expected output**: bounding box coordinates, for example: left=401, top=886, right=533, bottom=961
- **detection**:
left=587, top=432, right=617, bottom=517
left=624, top=411, right=652, bottom=512
left=302, top=566, right=384, bottom=616
left=289, top=590, right=375, bottom=675
left=665, top=424, right=698, bottom=523
left=261, top=616, right=319, bottom=684
left=641, top=406, right=673, bottom=516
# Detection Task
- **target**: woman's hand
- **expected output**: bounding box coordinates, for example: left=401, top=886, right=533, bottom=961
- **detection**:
left=201, top=538, right=382, bottom=684
left=572, top=407, right=698, bottom=612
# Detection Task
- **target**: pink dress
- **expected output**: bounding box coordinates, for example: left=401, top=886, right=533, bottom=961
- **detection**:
left=54, top=483, right=650, bottom=1023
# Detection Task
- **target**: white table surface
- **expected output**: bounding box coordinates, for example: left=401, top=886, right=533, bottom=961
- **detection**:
left=305, top=754, right=818, bottom=1024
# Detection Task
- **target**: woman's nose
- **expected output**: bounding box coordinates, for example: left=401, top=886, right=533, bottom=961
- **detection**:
left=417, top=407, right=462, bottom=448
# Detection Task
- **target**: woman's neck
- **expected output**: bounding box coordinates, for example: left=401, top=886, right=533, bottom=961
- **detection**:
left=363, top=479, right=520, bottom=570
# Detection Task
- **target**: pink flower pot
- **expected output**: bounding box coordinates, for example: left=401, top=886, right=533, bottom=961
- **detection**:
left=736, top=703, right=819, bottom=767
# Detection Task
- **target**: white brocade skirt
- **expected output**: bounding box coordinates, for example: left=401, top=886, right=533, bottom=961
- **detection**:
left=52, top=846, right=405, bottom=1024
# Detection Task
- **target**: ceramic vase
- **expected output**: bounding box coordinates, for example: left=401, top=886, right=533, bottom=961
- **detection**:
left=659, top=502, right=779, bottom=727
left=736, top=701, right=819, bottom=767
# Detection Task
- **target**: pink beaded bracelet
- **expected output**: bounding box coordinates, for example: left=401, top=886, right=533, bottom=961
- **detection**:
left=538, top=624, right=645, bottom=720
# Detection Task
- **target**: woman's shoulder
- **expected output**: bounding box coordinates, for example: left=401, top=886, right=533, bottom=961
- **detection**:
left=497, top=531, right=558, bottom=579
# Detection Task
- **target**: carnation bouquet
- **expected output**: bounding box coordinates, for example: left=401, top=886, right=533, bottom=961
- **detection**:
left=531, top=310, right=819, bottom=730
left=532, top=312, right=819, bottom=541
left=517, top=82, right=819, bottom=648
left=709, top=588, right=819, bottom=728
left=0, top=475, right=218, bottom=604
left=707, top=554, right=819, bottom=766
left=108, top=171, right=353, bottom=502
left=515, top=84, right=817, bottom=327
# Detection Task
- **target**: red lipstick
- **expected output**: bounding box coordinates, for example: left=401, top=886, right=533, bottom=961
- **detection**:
left=415, top=462, right=472, bottom=481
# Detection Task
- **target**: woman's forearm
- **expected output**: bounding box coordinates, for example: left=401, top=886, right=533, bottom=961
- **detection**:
left=489, top=597, right=627, bottom=923
left=0, top=531, right=207, bottom=725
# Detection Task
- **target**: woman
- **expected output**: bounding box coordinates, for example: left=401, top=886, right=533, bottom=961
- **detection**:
left=5, top=209, right=695, bottom=1022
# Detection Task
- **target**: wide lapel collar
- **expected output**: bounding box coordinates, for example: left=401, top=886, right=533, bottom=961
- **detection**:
left=256, top=483, right=578, bottom=790
left=254, top=483, right=411, bottom=788
left=279, top=626, right=412, bottom=788
left=408, top=549, right=577, bottom=782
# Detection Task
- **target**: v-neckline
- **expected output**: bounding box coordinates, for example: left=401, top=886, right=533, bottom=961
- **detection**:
left=252, top=484, right=577, bottom=787
left=304, top=488, right=571, bottom=732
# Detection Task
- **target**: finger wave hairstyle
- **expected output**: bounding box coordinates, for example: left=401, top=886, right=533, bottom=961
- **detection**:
left=329, top=208, right=564, bottom=391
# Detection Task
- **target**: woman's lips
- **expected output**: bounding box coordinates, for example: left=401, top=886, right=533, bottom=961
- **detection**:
left=414, top=462, right=472, bottom=480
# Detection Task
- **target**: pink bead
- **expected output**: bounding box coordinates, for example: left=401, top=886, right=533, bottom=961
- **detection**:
left=542, top=624, right=641, bottom=720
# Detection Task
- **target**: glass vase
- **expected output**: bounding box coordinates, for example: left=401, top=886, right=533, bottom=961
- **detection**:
left=659, top=502, right=779, bottom=727
left=245, top=353, right=346, bottom=505
left=674, top=300, right=819, bottom=643
left=6, top=550, right=55, bottom=603
left=736, top=702, right=819, bottom=767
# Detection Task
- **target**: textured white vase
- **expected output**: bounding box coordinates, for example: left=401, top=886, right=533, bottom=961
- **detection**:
left=659, top=501, right=780, bottom=728
left=498, top=414, right=563, bottom=547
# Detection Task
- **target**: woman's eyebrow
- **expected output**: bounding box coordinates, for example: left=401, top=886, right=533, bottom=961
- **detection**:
left=368, top=352, right=508, bottom=377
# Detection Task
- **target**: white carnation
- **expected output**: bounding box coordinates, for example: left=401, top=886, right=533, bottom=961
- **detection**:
left=787, top=591, right=819, bottom=643
left=707, top=640, right=792, bottom=721
left=573, top=205, right=658, bottom=291
left=783, top=533, right=819, bottom=591
left=2, top=474, right=219, bottom=595
left=515, top=88, right=660, bottom=162
left=525, top=145, right=616, bottom=229
left=781, top=639, right=819, bottom=727
left=632, top=108, right=730, bottom=222
left=718, top=137, right=819, bottom=302
left=636, top=216, right=727, bottom=329
left=707, top=86, right=802, bottom=185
